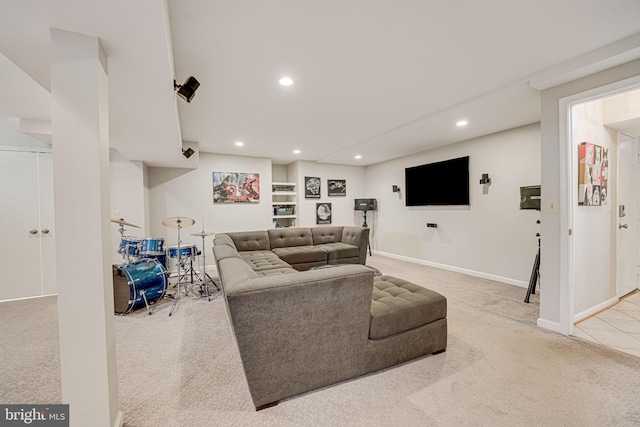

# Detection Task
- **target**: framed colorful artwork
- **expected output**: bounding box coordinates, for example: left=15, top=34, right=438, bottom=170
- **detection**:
left=578, top=142, right=608, bottom=206
left=213, top=172, right=260, bottom=203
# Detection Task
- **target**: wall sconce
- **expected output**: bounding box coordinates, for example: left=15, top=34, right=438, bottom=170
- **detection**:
left=392, top=185, right=400, bottom=193
left=479, top=174, right=491, bottom=185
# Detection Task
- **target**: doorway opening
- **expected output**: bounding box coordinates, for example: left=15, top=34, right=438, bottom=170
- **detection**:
left=568, top=86, right=640, bottom=357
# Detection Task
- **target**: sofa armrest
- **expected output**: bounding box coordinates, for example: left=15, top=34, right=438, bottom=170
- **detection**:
left=341, top=226, right=370, bottom=265
left=225, top=265, right=374, bottom=408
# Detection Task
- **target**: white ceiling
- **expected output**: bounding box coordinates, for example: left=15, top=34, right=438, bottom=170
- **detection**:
left=1, top=0, right=640, bottom=167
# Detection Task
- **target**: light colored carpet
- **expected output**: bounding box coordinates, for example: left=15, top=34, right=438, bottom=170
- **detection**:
left=1, top=255, right=639, bottom=426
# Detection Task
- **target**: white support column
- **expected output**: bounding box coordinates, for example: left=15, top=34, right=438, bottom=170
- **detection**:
left=51, top=29, right=122, bottom=427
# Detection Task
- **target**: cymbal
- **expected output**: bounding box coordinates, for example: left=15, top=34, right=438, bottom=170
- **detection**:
left=162, top=216, right=195, bottom=229
left=191, top=231, right=215, bottom=237
left=110, top=218, right=140, bottom=228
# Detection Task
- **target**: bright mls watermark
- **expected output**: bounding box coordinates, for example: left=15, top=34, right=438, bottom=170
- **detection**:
left=0, top=405, right=68, bottom=426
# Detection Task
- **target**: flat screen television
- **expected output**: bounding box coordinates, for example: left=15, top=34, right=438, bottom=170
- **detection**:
left=405, top=156, right=470, bottom=206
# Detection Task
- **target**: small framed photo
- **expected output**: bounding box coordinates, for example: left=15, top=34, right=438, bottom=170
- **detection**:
left=327, top=179, right=346, bottom=197
left=316, top=203, right=332, bottom=224
left=305, top=176, right=321, bottom=198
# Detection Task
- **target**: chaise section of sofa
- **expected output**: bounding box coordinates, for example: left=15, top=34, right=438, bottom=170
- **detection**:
left=213, top=226, right=446, bottom=410
left=215, top=248, right=375, bottom=409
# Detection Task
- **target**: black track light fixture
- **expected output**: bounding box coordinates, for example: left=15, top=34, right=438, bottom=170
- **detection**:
left=174, top=76, right=200, bottom=103
left=182, top=148, right=195, bottom=159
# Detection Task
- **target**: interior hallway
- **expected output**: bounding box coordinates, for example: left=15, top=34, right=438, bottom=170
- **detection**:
left=574, top=291, right=640, bottom=357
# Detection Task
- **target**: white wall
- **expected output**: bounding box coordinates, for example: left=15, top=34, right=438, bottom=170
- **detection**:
left=365, top=124, right=541, bottom=286
left=540, top=58, right=640, bottom=333
left=109, top=149, right=147, bottom=264
left=147, top=153, right=273, bottom=251
left=0, top=117, right=50, bottom=149
left=571, top=100, right=617, bottom=317
left=272, top=164, right=288, bottom=182
left=289, top=161, right=367, bottom=227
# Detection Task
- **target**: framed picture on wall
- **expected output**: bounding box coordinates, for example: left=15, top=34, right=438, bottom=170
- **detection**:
left=327, top=179, right=346, bottom=197
left=316, top=203, right=332, bottom=224
left=212, top=172, right=260, bottom=203
left=578, top=142, right=608, bottom=206
left=305, top=177, right=321, bottom=198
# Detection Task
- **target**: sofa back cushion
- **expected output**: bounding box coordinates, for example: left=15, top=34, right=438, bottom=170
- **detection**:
left=342, top=227, right=368, bottom=247
left=214, top=234, right=238, bottom=251
left=225, top=230, right=270, bottom=252
left=212, top=244, right=242, bottom=261
left=268, top=228, right=313, bottom=249
left=312, top=226, right=344, bottom=245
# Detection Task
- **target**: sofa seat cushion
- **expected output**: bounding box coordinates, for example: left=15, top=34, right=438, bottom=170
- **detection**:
left=316, top=242, right=360, bottom=261
left=240, top=250, right=291, bottom=271
left=271, top=245, right=327, bottom=265
left=255, top=267, right=298, bottom=277
left=369, top=275, right=447, bottom=340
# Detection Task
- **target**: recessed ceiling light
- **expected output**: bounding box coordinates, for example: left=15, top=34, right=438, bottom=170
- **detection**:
left=293, top=149, right=301, bottom=154
left=235, top=141, right=244, bottom=147
left=456, top=120, right=468, bottom=127
left=355, top=155, right=362, bottom=160
left=279, top=77, right=293, bottom=86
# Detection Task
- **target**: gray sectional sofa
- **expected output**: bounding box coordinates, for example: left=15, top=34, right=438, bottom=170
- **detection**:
left=213, top=226, right=447, bottom=410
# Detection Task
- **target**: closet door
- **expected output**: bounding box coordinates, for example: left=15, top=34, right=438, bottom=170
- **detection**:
left=0, top=151, right=43, bottom=300
left=38, top=152, right=57, bottom=295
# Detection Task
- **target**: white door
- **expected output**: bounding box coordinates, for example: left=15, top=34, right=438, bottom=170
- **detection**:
left=616, top=132, right=639, bottom=298
left=0, top=150, right=57, bottom=301
left=38, top=152, right=57, bottom=295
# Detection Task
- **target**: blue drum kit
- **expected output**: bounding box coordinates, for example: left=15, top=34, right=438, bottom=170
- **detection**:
left=111, top=216, right=218, bottom=316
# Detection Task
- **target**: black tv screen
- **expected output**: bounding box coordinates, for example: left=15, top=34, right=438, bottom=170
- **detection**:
left=405, top=156, right=470, bottom=206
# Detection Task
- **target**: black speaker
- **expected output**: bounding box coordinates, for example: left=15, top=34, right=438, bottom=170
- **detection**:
left=520, top=185, right=541, bottom=210
left=354, top=198, right=377, bottom=211
left=176, top=76, right=200, bottom=103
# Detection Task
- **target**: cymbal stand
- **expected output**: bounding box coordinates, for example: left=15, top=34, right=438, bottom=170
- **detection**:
left=117, top=223, right=127, bottom=264
left=195, top=231, right=219, bottom=300
left=117, top=223, right=134, bottom=264
left=169, top=222, right=185, bottom=316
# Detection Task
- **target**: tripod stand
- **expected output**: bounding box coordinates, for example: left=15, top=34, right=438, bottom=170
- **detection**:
left=525, top=232, right=540, bottom=303
left=361, top=210, right=372, bottom=257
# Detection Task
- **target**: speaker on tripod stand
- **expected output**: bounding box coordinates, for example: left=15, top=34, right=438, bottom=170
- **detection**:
left=354, top=198, right=376, bottom=256
left=525, top=220, right=541, bottom=303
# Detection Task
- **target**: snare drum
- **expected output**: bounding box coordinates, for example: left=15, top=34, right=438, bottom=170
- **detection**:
left=112, top=259, right=168, bottom=315
left=139, top=237, right=165, bottom=255
left=167, top=244, right=197, bottom=259
left=118, top=237, right=141, bottom=256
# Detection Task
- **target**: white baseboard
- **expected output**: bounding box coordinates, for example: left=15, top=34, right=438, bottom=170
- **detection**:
left=374, top=251, right=529, bottom=288
left=574, top=296, right=619, bottom=323
left=0, top=293, right=57, bottom=304
left=537, top=318, right=562, bottom=334
left=113, top=410, right=124, bottom=427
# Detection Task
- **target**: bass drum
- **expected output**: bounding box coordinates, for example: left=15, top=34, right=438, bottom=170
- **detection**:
left=112, top=259, right=168, bottom=315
